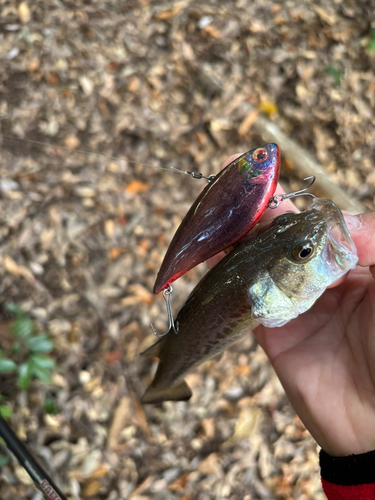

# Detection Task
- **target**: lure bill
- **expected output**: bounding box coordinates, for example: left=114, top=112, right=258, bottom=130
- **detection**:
left=153, top=143, right=281, bottom=294
left=141, top=199, right=358, bottom=404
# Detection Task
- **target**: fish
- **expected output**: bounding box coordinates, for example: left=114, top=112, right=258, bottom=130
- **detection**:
left=153, top=143, right=280, bottom=294
left=141, top=199, right=358, bottom=404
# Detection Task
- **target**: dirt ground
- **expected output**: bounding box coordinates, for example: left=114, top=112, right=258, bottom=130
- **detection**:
left=0, top=0, right=374, bottom=498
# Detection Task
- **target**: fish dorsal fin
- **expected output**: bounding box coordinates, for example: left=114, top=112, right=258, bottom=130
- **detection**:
left=140, top=338, right=164, bottom=358
left=141, top=380, right=192, bottom=404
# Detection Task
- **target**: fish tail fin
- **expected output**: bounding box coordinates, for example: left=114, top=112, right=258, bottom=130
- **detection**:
left=141, top=379, right=192, bottom=404
left=140, top=337, right=165, bottom=358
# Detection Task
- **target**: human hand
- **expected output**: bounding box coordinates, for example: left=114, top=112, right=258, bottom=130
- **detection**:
left=216, top=154, right=375, bottom=457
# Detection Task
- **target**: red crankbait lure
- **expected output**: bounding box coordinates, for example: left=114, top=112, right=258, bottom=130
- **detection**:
left=153, top=143, right=280, bottom=295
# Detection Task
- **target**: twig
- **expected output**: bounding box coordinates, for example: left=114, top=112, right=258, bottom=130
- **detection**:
left=251, top=113, right=365, bottom=214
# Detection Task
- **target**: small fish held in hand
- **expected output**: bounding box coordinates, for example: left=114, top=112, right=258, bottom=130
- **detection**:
left=141, top=199, right=358, bottom=404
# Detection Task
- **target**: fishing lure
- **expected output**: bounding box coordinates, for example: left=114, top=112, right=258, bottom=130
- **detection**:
left=153, top=143, right=281, bottom=295
left=142, top=199, right=358, bottom=404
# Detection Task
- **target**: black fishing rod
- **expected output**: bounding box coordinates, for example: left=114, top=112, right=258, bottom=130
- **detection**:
left=0, top=415, right=67, bottom=500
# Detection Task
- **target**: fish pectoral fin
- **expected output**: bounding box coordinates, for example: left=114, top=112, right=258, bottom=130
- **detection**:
left=248, top=270, right=297, bottom=326
left=141, top=380, right=192, bottom=404
left=140, top=338, right=164, bottom=358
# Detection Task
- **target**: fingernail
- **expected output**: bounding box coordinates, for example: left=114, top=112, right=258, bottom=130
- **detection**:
left=343, top=214, right=362, bottom=231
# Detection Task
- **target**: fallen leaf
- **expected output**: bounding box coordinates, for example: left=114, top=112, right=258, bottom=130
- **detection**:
left=155, top=4, right=183, bottom=20
left=62, top=88, right=72, bottom=98
left=108, top=247, right=123, bottom=260
left=75, top=186, right=95, bottom=197
left=238, top=109, right=259, bottom=137
left=104, top=219, right=115, bottom=238
left=18, top=2, right=31, bottom=23
left=106, top=61, right=119, bottom=72
left=229, top=406, right=263, bottom=441
left=235, top=364, right=251, bottom=376
left=79, top=76, right=94, bottom=96
left=28, top=59, right=40, bottom=72
left=104, top=351, right=122, bottom=363
left=126, top=284, right=153, bottom=305
left=314, top=6, right=337, bottom=25
left=120, top=296, right=145, bottom=307
left=270, top=4, right=282, bottom=14
left=44, top=414, right=61, bottom=429
left=98, top=98, right=111, bottom=119
left=130, top=475, right=155, bottom=497
left=47, top=71, right=59, bottom=85
left=125, top=180, right=150, bottom=194
left=271, top=474, right=293, bottom=496
left=108, top=397, right=132, bottom=450
left=132, top=396, right=151, bottom=436
left=202, top=25, right=221, bottom=38
left=14, top=465, right=33, bottom=485
left=138, top=239, right=151, bottom=253
left=200, top=418, right=215, bottom=439
left=64, top=135, right=81, bottom=149
left=127, top=75, right=140, bottom=93
left=4, top=255, right=35, bottom=283
left=84, top=466, right=109, bottom=480
left=273, top=14, right=285, bottom=25
left=168, top=473, right=191, bottom=491
left=258, top=100, right=278, bottom=117
left=198, top=453, right=222, bottom=475
left=83, top=480, right=102, bottom=497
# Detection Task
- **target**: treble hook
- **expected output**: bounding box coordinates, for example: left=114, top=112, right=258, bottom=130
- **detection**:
left=150, top=286, right=179, bottom=338
left=186, top=171, right=216, bottom=183
left=268, top=176, right=316, bottom=209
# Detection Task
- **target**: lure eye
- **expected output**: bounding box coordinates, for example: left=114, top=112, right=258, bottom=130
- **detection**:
left=252, top=147, right=268, bottom=162
left=291, top=241, right=315, bottom=262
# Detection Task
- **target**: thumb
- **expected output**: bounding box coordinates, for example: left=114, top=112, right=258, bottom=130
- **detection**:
left=344, top=213, right=375, bottom=267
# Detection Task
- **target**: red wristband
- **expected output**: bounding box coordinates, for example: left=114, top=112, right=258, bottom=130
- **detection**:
left=322, top=479, right=375, bottom=499
left=320, top=449, right=375, bottom=500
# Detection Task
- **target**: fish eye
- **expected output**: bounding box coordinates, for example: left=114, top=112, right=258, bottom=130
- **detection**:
left=291, top=241, right=315, bottom=262
left=252, top=147, right=268, bottom=162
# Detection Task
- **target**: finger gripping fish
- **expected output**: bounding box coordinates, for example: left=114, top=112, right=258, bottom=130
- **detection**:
left=142, top=199, right=358, bottom=404
left=153, top=143, right=281, bottom=294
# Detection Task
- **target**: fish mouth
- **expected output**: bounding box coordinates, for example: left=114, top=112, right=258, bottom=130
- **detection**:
left=309, top=199, right=358, bottom=275
left=323, top=225, right=358, bottom=275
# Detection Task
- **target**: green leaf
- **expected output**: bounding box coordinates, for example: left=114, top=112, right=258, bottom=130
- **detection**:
left=11, top=317, right=34, bottom=339
left=0, top=405, right=12, bottom=418
left=0, top=454, right=9, bottom=466
left=44, top=398, right=59, bottom=415
left=0, top=358, right=17, bottom=373
left=367, top=39, right=375, bottom=53
left=27, top=335, right=53, bottom=353
left=31, top=364, right=51, bottom=383
left=324, top=65, right=342, bottom=86
left=11, top=341, right=21, bottom=353
left=5, top=303, right=24, bottom=317
left=18, top=362, right=32, bottom=390
left=31, top=355, right=55, bottom=370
